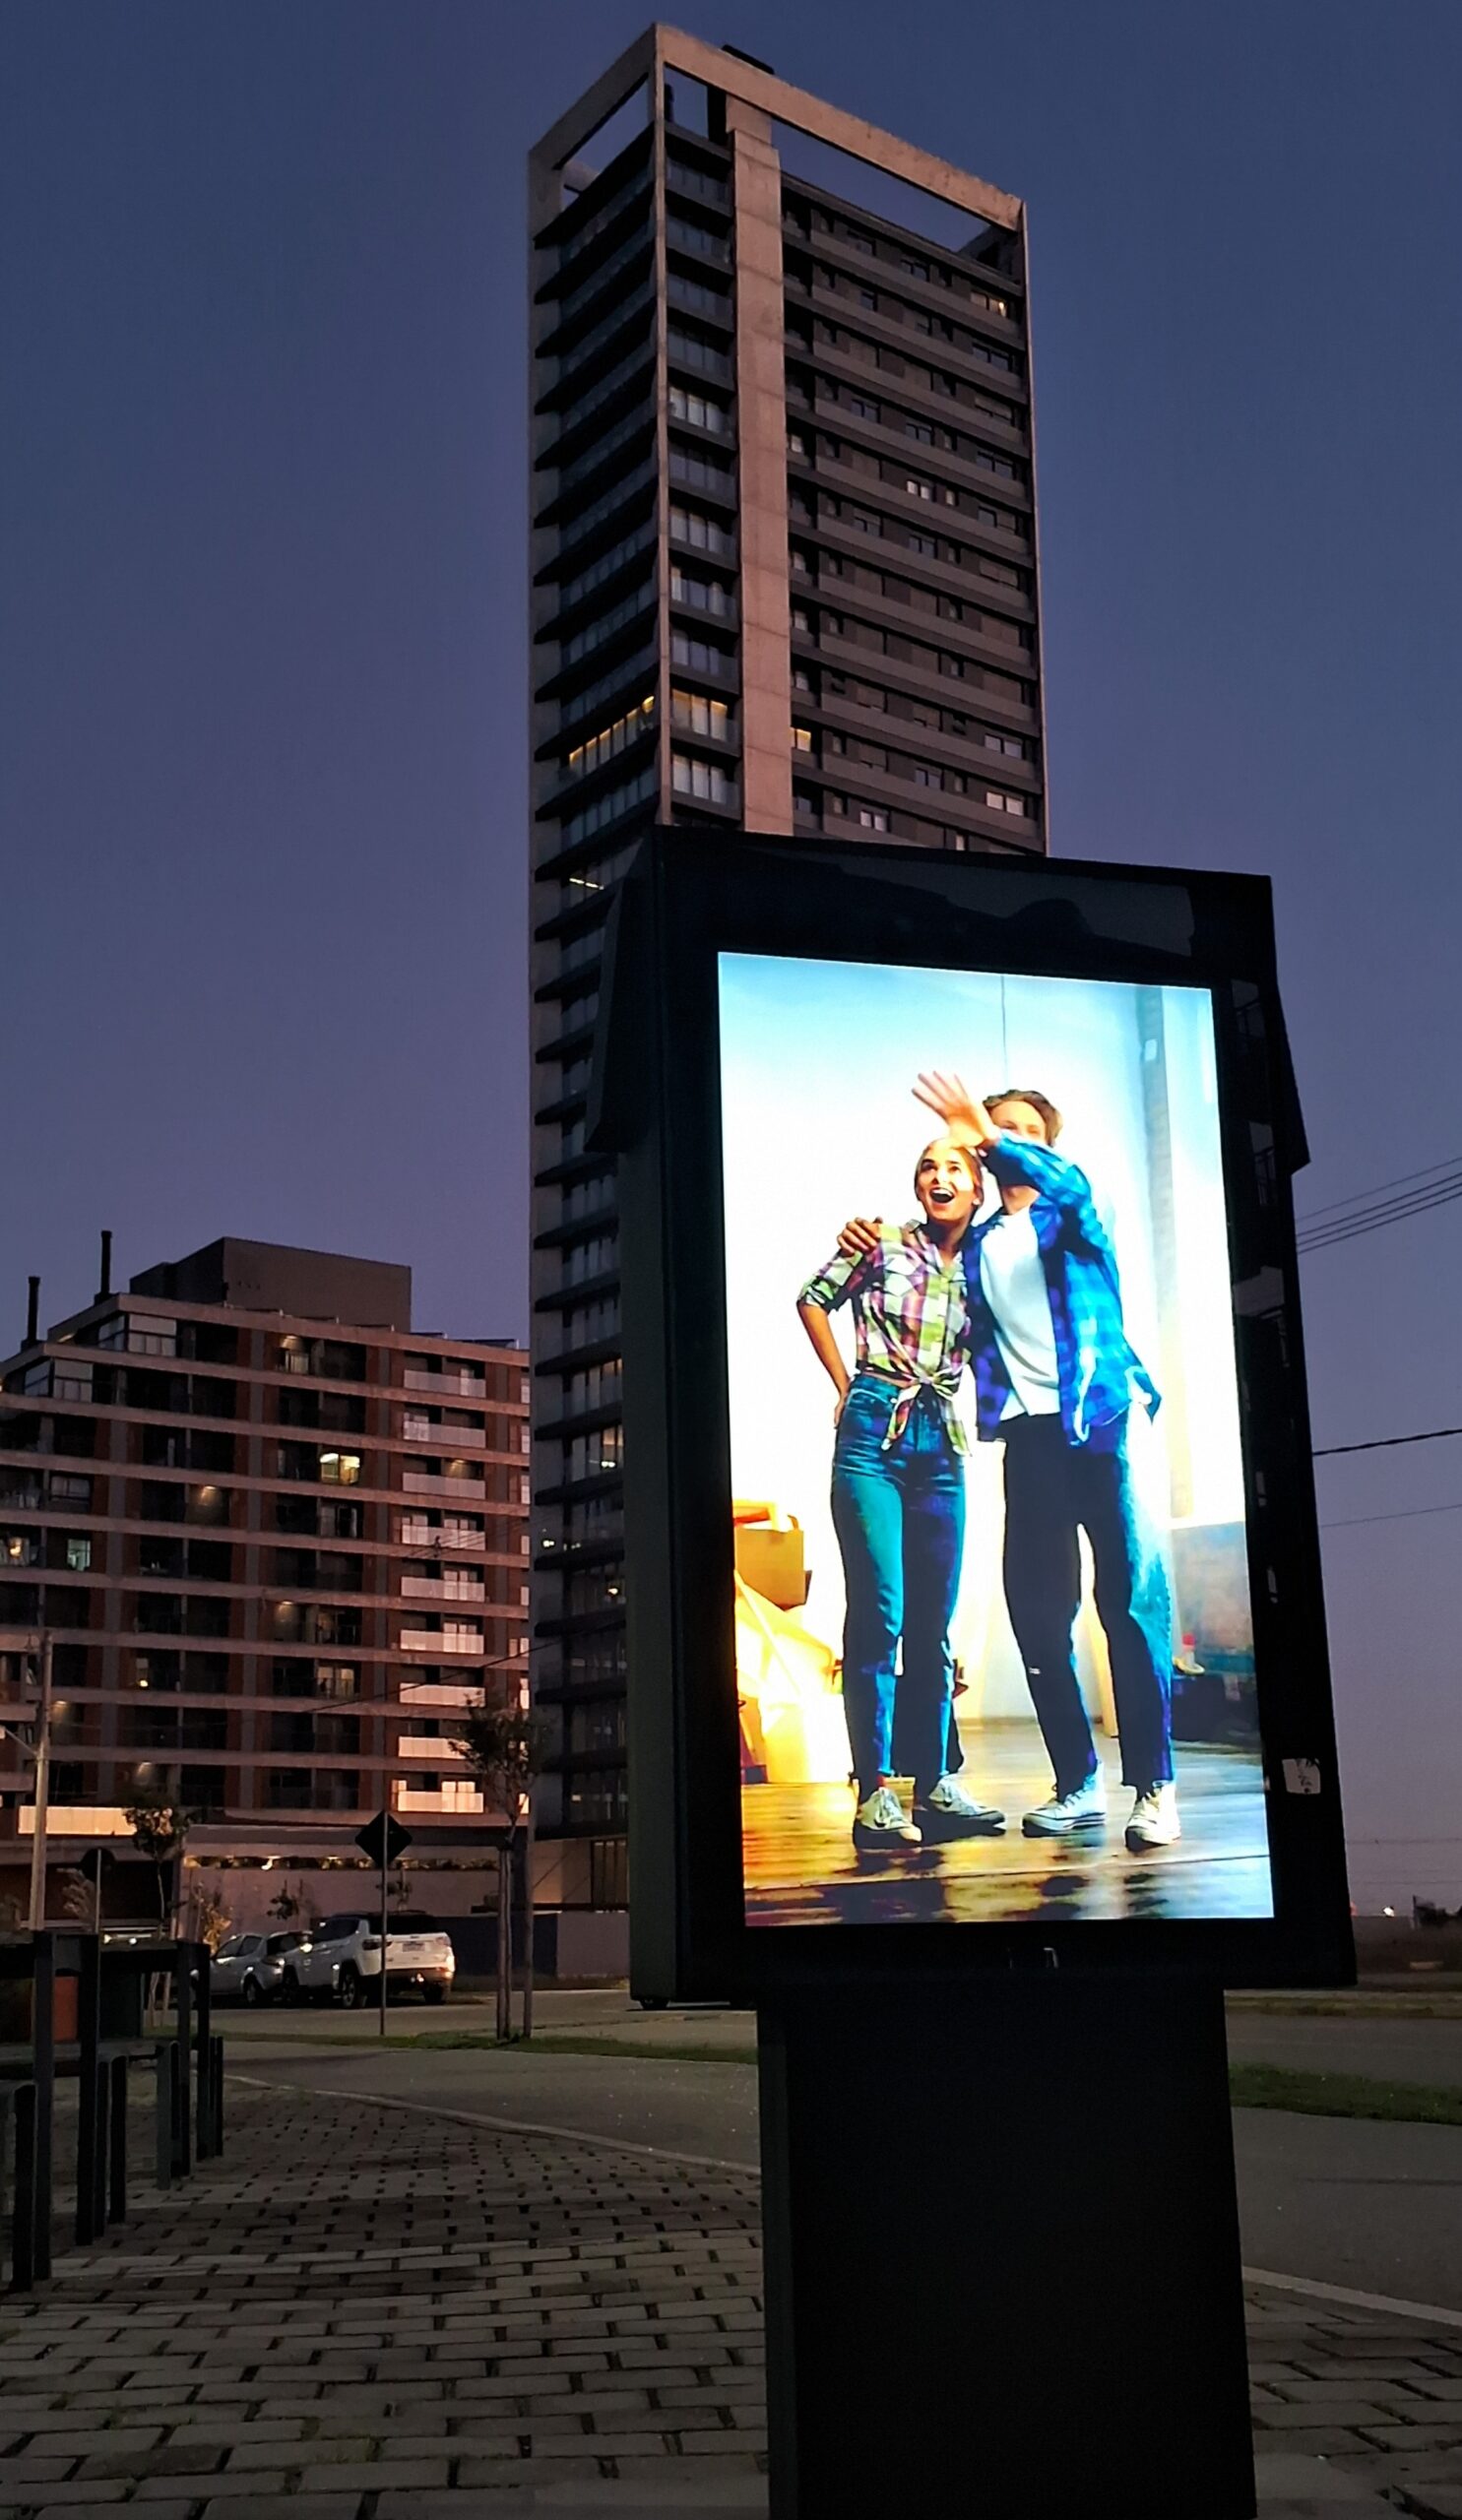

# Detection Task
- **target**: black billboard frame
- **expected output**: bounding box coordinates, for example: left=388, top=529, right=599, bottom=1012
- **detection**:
left=591, top=826, right=1354, bottom=2007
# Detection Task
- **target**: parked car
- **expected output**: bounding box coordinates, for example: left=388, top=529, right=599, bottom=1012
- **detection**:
left=212, top=1933, right=286, bottom=2007
left=291, top=1911, right=456, bottom=2008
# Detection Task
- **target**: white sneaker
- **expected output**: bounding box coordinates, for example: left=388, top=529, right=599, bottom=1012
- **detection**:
left=852, top=1785, right=922, bottom=1850
left=1022, top=1772, right=1109, bottom=1839
left=916, top=1775, right=1006, bottom=1840
left=1125, top=1782, right=1180, bottom=1851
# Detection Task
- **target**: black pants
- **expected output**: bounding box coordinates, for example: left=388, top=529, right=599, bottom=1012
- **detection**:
left=1000, top=1412, right=1173, bottom=1796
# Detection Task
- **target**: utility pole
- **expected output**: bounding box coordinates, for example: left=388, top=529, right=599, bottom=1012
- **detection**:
left=29, top=1635, right=53, bottom=1932
left=0, top=1631, right=53, bottom=1929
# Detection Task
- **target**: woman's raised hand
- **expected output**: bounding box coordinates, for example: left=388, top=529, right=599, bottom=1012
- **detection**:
left=837, top=1216, right=882, bottom=1259
left=914, top=1070, right=996, bottom=1147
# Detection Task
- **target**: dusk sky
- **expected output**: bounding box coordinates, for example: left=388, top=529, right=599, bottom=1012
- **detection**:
left=3, top=2, right=1459, bottom=1905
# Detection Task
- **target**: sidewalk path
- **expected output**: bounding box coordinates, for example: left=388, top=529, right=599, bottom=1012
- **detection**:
left=0, top=2076, right=1458, bottom=2517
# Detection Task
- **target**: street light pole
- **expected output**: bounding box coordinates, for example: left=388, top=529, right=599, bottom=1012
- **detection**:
left=28, top=1634, right=53, bottom=1932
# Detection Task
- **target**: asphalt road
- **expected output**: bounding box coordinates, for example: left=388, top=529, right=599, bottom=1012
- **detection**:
left=228, top=1987, right=1462, bottom=2088
left=234, top=2035, right=1462, bottom=2315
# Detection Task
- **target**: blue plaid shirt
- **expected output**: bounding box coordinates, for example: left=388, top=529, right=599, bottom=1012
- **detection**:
left=965, top=1136, right=1160, bottom=1448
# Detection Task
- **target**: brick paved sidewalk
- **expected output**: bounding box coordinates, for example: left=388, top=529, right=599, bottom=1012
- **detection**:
left=0, top=2077, right=1458, bottom=2516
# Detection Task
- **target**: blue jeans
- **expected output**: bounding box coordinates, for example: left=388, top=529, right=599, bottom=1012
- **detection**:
left=1000, top=1411, right=1174, bottom=1795
left=831, top=1378, right=966, bottom=1799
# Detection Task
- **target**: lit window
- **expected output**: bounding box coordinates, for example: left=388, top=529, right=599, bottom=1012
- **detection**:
left=319, top=1452, right=362, bottom=1485
left=905, top=476, right=934, bottom=501
left=792, top=725, right=813, bottom=753
left=66, top=1537, right=92, bottom=1572
left=670, top=688, right=731, bottom=740
left=857, top=806, right=888, bottom=831
left=565, top=693, right=656, bottom=782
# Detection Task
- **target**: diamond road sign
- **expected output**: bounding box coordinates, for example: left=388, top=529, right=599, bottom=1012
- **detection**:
left=354, top=1810, right=413, bottom=1867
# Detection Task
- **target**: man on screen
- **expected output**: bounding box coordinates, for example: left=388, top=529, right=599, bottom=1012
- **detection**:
left=839, top=1077, right=1178, bottom=1853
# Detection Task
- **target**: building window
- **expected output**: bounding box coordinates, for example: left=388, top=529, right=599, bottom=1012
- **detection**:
left=669, top=565, right=733, bottom=617
left=670, top=752, right=737, bottom=806
left=668, top=502, right=734, bottom=558
left=65, top=1536, right=92, bottom=1572
left=565, top=694, right=656, bottom=782
left=791, top=725, right=813, bottom=753
left=319, top=1451, right=361, bottom=1484
left=857, top=806, right=888, bottom=831
left=669, top=687, right=731, bottom=741
left=984, top=788, right=1030, bottom=817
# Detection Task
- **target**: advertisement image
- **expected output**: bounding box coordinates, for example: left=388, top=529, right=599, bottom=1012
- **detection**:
left=719, top=949, right=1275, bottom=1930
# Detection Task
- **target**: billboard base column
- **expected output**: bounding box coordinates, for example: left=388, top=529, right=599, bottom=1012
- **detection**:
left=757, top=1972, right=1253, bottom=2519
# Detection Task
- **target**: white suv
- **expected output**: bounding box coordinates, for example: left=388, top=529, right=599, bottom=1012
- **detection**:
left=292, top=1910, right=456, bottom=2008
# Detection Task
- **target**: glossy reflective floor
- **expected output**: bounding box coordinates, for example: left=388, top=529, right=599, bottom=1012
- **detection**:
left=743, top=1723, right=1273, bottom=1926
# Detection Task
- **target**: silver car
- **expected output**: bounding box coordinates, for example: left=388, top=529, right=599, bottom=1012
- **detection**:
left=212, top=1932, right=286, bottom=2006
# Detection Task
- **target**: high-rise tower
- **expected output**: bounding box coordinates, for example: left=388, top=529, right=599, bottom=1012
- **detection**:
left=529, top=29, right=1046, bottom=1953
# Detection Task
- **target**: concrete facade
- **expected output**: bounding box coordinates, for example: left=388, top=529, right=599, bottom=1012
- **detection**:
left=0, top=1238, right=529, bottom=1915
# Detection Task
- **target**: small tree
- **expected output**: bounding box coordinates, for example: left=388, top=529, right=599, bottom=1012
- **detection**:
left=59, top=1867, right=99, bottom=1930
left=125, top=1790, right=191, bottom=1936
left=194, top=1886, right=231, bottom=1955
left=450, top=1691, right=547, bottom=2042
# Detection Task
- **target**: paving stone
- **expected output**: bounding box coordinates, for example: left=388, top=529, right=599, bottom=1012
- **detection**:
left=299, top=2459, right=452, bottom=2490
left=202, top=2499, right=364, bottom=2520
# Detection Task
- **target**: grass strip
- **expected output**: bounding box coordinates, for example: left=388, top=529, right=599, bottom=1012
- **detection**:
left=247, top=2030, right=1462, bottom=2118
left=404, top=2031, right=760, bottom=2064
left=1228, top=2061, right=1462, bottom=2126
left=1229, top=1994, right=1462, bottom=2019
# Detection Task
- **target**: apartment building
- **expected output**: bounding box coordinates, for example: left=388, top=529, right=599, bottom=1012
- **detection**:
left=530, top=31, right=1048, bottom=1946
left=0, top=1236, right=528, bottom=1910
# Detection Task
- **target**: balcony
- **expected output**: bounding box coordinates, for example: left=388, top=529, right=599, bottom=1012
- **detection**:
left=402, top=1472, right=486, bottom=1502
left=402, top=1415, right=486, bottom=1448
left=404, top=1369, right=486, bottom=1400
left=398, top=1782, right=484, bottom=1815
left=398, top=1733, right=467, bottom=1762
left=398, top=1679, right=483, bottom=1710
left=400, top=1521, right=481, bottom=1552
left=400, top=1576, right=486, bottom=1606
left=399, top=1627, right=483, bottom=1657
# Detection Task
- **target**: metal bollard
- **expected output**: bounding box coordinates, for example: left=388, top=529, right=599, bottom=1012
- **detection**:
left=11, top=2080, right=38, bottom=2290
left=108, top=2055, right=129, bottom=2227
left=154, top=2044, right=173, bottom=2190
left=211, top=2037, right=224, bottom=2156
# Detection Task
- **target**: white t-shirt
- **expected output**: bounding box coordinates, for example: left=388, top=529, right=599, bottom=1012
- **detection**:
left=978, top=1209, right=1060, bottom=1420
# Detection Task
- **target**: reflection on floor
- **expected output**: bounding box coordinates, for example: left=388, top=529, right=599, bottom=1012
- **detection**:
left=743, top=1723, right=1273, bottom=1927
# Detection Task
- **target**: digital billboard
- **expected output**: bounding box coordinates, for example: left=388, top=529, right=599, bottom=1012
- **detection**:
left=719, top=953, right=1272, bottom=1930
left=598, top=829, right=1352, bottom=1997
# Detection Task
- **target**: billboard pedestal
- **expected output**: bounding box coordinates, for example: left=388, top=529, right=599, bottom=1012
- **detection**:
left=758, top=1973, right=1253, bottom=2519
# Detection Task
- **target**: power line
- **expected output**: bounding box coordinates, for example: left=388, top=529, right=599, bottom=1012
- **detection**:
left=1314, top=1424, right=1462, bottom=1459
left=1298, top=1169, right=1462, bottom=1253
left=1296, top=1155, right=1462, bottom=1227
left=1319, top=1500, right=1462, bottom=1531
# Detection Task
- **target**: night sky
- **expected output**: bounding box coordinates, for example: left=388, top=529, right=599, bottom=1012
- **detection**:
left=4, top=3, right=1459, bottom=1908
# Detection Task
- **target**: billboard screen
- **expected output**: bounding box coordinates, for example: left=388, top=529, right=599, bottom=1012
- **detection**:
left=719, top=950, right=1274, bottom=1931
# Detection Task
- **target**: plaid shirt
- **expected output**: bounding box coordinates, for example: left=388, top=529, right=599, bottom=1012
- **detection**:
left=966, top=1136, right=1159, bottom=1448
left=799, top=1224, right=974, bottom=1454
